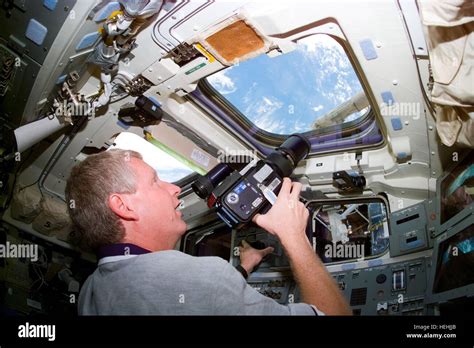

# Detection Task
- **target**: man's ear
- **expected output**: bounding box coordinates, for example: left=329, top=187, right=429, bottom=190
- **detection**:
left=108, top=193, right=139, bottom=221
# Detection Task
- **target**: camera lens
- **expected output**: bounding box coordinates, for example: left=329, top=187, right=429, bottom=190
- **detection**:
left=278, top=134, right=312, bottom=165
left=351, top=175, right=366, bottom=188
left=267, top=134, right=311, bottom=177
left=192, top=163, right=233, bottom=199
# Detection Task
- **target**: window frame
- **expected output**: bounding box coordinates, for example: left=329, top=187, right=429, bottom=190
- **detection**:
left=192, top=32, right=385, bottom=156
left=306, top=195, right=391, bottom=265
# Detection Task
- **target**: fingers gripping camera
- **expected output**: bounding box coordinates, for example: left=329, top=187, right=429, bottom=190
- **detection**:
left=192, top=134, right=311, bottom=229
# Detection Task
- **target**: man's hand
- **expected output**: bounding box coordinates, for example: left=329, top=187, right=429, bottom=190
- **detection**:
left=252, top=178, right=309, bottom=247
left=239, top=240, right=274, bottom=274
left=251, top=177, right=352, bottom=315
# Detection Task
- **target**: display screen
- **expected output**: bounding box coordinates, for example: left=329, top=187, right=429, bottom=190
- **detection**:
left=433, top=223, right=474, bottom=294
left=440, top=152, right=474, bottom=225
left=311, top=201, right=389, bottom=263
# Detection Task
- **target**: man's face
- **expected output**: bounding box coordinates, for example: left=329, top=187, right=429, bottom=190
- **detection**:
left=127, top=158, right=186, bottom=247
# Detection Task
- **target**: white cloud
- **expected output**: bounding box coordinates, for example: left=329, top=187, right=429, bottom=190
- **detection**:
left=245, top=96, right=286, bottom=134
left=207, top=68, right=236, bottom=95
left=254, top=113, right=286, bottom=134
left=262, top=97, right=274, bottom=105
left=252, top=95, right=284, bottom=116
left=291, top=119, right=308, bottom=133
left=213, top=33, right=366, bottom=134
left=312, top=104, right=324, bottom=112
left=296, top=34, right=362, bottom=108
left=243, top=82, right=257, bottom=104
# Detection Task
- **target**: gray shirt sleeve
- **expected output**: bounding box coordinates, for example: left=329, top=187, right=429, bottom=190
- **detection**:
left=211, top=258, right=316, bottom=315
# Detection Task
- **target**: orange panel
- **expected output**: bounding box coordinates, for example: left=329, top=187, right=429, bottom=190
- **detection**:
left=205, top=20, right=265, bottom=62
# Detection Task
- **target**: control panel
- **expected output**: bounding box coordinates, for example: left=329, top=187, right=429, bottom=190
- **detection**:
left=248, top=276, right=297, bottom=304
left=330, top=257, right=429, bottom=315
left=232, top=225, right=429, bottom=315
left=390, top=201, right=430, bottom=256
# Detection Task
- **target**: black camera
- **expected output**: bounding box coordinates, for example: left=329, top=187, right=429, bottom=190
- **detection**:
left=118, top=96, right=163, bottom=127
left=192, top=134, right=311, bottom=229
left=332, top=170, right=366, bottom=193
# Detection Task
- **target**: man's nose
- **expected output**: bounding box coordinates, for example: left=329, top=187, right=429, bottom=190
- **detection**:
left=168, top=183, right=181, bottom=196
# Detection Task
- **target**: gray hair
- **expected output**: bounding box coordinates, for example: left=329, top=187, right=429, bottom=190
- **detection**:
left=65, top=149, right=143, bottom=251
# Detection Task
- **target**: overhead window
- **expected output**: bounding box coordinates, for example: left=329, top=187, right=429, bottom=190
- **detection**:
left=108, top=131, right=196, bottom=184
left=145, top=134, right=196, bottom=183
left=152, top=148, right=194, bottom=183
left=206, top=34, right=370, bottom=136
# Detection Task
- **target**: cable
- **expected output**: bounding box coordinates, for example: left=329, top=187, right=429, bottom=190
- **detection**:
left=29, top=245, right=49, bottom=293
left=3, top=147, right=34, bottom=210
left=109, top=93, right=128, bottom=103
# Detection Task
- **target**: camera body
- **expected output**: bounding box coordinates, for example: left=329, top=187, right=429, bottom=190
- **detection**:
left=210, top=160, right=283, bottom=228
left=192, top=134, right=311, bottom=229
